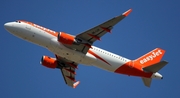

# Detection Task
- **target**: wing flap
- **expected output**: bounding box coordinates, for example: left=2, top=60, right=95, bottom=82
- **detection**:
left=60, top=68, right=73, bottom=86
left=56, top=55, right=80, bottom=88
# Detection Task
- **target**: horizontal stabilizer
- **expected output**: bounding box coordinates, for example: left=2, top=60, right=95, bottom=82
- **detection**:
left=142, top=77, right=152, bottom=87
left=143, top=60, right=168, bottom=73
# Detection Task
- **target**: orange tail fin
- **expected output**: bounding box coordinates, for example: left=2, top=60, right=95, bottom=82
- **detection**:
left=134, top=48, right=165, bottom=67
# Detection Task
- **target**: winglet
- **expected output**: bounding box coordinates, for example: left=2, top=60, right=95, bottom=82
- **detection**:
left=123, top=9, right=132, bottom=17
left=73, top=81, right=80, bottom=88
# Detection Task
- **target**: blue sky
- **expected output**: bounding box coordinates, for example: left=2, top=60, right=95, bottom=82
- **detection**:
left=1, top=0, right=180, bottom=98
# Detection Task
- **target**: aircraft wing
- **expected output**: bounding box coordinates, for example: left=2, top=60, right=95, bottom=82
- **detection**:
left=55, top=55, right=80, bottom=88
left=73, top=9, right=132, bottom=53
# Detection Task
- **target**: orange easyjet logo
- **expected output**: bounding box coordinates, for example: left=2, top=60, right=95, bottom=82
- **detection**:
left=140, top=50, right=162, bottom=64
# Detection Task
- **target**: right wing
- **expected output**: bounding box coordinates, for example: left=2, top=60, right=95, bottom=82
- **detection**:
left=55, top=55, right=80, bottom=88
left=61, top=9, right=132, bottom=54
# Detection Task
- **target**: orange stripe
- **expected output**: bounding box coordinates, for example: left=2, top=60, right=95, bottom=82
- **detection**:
left=88, top=50, right=111, bottom=66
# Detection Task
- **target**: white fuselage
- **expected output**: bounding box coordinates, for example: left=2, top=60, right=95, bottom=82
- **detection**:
left=4, top=21, right=130, bottom=72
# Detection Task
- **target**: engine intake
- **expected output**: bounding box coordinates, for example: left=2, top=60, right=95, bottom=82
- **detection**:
left=40, top=56, right=57, bottom=69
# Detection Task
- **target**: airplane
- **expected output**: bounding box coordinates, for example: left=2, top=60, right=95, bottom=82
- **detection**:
left=4, top=9, right=168, bottom=88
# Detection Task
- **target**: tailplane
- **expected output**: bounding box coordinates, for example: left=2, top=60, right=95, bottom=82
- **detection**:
left=134, top=48, right=168, bottom=87
left=141, top=60, right=168, bottom=87
left=143, top=60, right=168, bottom=73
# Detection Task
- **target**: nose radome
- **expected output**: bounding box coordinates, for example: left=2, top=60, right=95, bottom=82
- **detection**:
left=4, top=22, right=13, bottom=30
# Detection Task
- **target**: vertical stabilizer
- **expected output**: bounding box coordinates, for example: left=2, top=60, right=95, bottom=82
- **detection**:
left=134, top=48, right=165, bottom=67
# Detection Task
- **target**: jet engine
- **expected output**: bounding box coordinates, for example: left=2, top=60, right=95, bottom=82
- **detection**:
left=58, top=32, right=75, bottom=45
left=40, top=56, right=57, bottom=69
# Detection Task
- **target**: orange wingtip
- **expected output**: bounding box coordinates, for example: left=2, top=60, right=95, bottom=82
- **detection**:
left=123, top=9, right=132, bottom=16
left=73, top=81, right=80, bottom=88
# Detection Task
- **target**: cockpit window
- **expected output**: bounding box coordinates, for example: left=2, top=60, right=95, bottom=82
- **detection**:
left=15, top=20, right=21, bottom=23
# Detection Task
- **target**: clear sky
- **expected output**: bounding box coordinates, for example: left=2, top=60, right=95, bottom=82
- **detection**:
left=1, top=0, right=180, bottom=98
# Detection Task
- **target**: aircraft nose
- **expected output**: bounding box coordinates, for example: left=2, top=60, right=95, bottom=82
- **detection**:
left=4, top=22, right=13, bottom=30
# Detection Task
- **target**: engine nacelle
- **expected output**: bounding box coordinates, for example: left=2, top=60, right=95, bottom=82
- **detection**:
left=58, top=32, right=75, bottom=45
left=40, top=56, right=57, bottom=69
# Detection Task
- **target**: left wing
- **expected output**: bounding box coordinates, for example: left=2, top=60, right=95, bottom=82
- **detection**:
left=55, top=55, right=80, bottom=88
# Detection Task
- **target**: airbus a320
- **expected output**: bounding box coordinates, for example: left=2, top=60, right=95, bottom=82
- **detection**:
left=4, top=9, right=168, bottom=88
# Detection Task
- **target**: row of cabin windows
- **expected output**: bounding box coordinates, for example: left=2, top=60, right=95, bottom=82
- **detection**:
left=92, top=47, right=127, bottom=62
